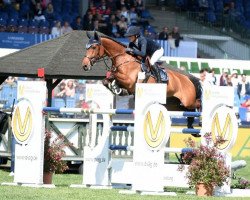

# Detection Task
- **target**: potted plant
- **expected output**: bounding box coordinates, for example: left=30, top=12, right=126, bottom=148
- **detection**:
left=179, top=133, right=230, bottom=196
left=43, top=130, right=70, bottom=184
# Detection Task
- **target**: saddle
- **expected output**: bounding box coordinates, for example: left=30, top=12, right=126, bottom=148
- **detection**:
left=141, top=58, right=168, bottom=83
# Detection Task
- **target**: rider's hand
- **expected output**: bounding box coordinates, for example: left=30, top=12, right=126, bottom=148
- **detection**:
left=125, top=48, right=133, bottom=53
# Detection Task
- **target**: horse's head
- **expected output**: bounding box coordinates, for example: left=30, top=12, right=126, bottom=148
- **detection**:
left=82, top=31, right=105, bottom=71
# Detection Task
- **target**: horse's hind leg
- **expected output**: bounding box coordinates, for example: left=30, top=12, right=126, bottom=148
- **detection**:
left=187, top=109, right=201, bottom=137
left=187, top=115, right=194, bottom=129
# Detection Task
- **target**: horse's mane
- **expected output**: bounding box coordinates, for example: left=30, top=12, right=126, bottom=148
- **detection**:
left=101, top=35, right=127, bottom=48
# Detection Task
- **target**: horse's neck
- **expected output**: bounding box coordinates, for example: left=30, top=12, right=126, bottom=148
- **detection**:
left=101, top=38, right=125, bottom=57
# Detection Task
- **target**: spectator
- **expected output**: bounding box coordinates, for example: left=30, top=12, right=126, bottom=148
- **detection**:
left=199, top=69, right=210, bottom=86
left=93, top=19, right=100, bottom=31
left=97, top=0, right=111, bottom=19
left=61, top=21, right=73, bottom=35
left=75, top=82, right=86, bottom=106
left=241, top=98, right=250, bottom=109
left=168, top=33, right=176, bottom=49
left=34, top=2, right=46, bottom=21
left=237, top=74, right=250, bottom=101
left=44, top=2, right=55, bottom=23
left=89, top=1, right=97, bottom=15
left=171, top=26, right=182, bottom=47
left=219, top=68, right=229, bottom=86
left=41, top=0, right=51, bottom=9
left=51, top=21, right=62, bottom=37
left=5, top=76, right=17, bottom=86
left=209, top=68, right=217, bottom=85
left=72, top=16, right=83, bottom=30
left=55, top=81, right=66, bottom=98
left=83, top=9, right=92, bottom=21
left=115, top=9, right=122, bottom=21
left=158, top=26, right=169, bottom=40
left=65, top=79, right=75, bottom=97
left=116, top=0, right=130, bottom=10
left=106, top=0, right=117, bottom=12
left=144, top=29, right=156, bottom=39
left=109, top=14, right=117, bottom=23
left=228, top=1, right=242, bottom=19
left=83, top=13, right=94, bottom=31
left=230, top=69, right=239, bottom=88
left=121, top=6, right=129, bottom=19
left=128, top=6, right=139, bottom=26
left=117, top=15, right=128, bottom=37
left=94, top=13, right=108, bottom=33
left=107, top=20, right=121, bottom=38
left=134, top=0, right=144, bottom=16
left=7, top=24, right=18, bottom=33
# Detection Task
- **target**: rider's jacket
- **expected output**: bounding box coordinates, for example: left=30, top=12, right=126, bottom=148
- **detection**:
left=128, top=36, right=161, bottom=62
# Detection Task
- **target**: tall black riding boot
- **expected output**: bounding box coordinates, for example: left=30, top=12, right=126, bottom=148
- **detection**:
left=151, top=64, right=161, bottom=83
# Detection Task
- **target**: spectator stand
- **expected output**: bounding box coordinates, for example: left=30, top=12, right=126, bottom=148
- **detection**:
left=0, top=84, right=17, bottom=109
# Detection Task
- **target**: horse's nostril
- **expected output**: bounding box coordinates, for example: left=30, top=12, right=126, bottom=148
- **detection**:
left=83, top=65, right=89, bottom=71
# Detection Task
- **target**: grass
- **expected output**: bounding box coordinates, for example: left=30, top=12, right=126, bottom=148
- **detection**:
left=0, top=157, right=250, bottom=200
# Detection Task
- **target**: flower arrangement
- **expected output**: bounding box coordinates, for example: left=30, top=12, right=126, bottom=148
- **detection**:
left=43, top=130, right=69, bottom=173
left=179, top=133, right=230, bottom=189
left=232, top=177, right=250, bottom=189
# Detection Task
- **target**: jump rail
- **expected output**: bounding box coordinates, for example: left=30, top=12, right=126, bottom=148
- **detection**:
left=109, top=145, right=193, bottom=154
left=43, top=107, right=201, bottom=117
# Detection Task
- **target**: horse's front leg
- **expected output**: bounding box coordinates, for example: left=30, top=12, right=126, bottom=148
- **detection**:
left=102, top=72, right=129, bottom=96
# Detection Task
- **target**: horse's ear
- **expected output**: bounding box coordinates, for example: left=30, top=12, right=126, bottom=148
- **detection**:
left=94, top=31, right=100, bottom=42
left=86, top=31, right=92, bottom=39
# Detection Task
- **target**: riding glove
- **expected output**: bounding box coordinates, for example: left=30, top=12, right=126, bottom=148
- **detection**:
left=125, top=48, right=133, bottom=53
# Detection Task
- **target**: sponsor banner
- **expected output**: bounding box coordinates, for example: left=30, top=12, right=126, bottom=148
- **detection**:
left=170, top=127, right=250, bottom=158
left=0, top=32, right=55, bottom=49
left=209, top=105, right=238, bottom=153
left=83, top=84, right=113, bottom=186
left=13, top=81, right=46, bottom=184
left=85, top=84, right=114, bottom=109
left=202, top=85, right=234, bottom=134
left=133, top=83, right=170, bottom=192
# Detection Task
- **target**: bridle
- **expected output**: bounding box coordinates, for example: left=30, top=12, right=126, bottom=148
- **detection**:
left=84, top=44, right=104, bottom=67
left=84, top=41, right=140, bottom=71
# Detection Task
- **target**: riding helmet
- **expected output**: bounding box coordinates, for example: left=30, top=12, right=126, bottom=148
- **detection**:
left=124, top=26, right=141, bottom=37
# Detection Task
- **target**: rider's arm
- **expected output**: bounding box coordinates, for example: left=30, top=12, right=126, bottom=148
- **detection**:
left=131, top=38, right=147, bottom=57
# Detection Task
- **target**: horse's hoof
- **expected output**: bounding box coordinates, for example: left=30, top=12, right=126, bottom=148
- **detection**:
left=113, top=87, right=122, bottom=95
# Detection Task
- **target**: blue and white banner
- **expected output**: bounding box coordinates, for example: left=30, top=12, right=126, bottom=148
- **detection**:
left=0, top=32, right=197, bottom=57
left=0, top=32, right=55, bottom=49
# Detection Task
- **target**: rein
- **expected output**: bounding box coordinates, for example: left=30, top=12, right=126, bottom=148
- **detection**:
left=84, top=50, right=110, bottom=70
left=102, top=46, right=140, bottom=72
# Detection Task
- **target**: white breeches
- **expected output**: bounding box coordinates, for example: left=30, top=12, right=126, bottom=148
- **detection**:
left=150, top=47, right=164, bottom=65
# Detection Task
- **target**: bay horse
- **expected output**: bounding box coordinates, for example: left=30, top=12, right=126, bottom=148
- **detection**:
left=82, top=31, right=202, bottom=129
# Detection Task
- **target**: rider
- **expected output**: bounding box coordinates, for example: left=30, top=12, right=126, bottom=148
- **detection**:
left=124, top=26, right=166, bottom=82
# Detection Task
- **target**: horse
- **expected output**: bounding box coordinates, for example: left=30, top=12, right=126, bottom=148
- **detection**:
left=82, top=31, right=202, bottom=129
